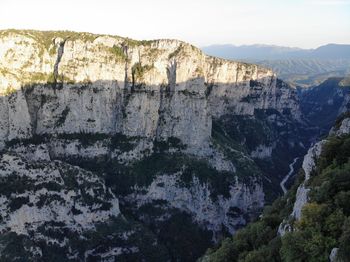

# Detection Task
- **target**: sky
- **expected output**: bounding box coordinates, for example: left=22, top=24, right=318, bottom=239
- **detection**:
left=0, top=0, right=349, bottom=49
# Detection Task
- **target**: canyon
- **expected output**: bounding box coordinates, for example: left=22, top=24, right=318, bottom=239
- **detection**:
left=0, top=29, right=349, bottom=261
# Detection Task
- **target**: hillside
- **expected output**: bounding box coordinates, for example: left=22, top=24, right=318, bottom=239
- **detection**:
left=300, top=77, right=350, bottom=136
left=202, top=114, right=350, bottom=262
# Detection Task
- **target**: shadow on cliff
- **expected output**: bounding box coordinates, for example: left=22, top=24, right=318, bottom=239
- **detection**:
left=0, top=75, right=302, bottom=150
left=0, top=76, right=321, bottom=261
left=1, top=76, right=311, bottom=196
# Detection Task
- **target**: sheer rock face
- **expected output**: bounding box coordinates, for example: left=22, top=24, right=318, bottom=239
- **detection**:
left=0, top=30, right=301, bottom=154
left=0, top=30, right=303, bottom=256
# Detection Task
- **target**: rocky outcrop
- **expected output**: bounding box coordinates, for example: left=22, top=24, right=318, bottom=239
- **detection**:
left=126, top=173, right=264, bottom=235
left=291, top=140, right=324, bottom=219
left=278, top=140, right=324, bottom=236
left=0, top=150, right=171, bottom=261
left=250, top=144, right=273, bottom=159
left=331, top=117, right=350, bottom=135
left=0, top=153, right=120, bottom=235
left=329, top=248, right=340, bottom=262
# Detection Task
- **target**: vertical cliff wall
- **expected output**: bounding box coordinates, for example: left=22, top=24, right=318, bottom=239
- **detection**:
left=0, top=30, right=305, bottom=261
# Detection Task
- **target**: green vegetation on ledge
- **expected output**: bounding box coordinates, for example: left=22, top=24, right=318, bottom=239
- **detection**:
left=131, top=62, right=154, bottom=82
left=109, top=44, right=127, bottom=62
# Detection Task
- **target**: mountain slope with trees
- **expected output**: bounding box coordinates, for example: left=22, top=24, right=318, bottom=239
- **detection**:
left=202, top=114, right=350, bottom=262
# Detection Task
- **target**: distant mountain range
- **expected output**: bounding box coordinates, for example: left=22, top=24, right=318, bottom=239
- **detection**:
left=202, top=44, right=350, bottom=87
left=202, top=43, right=350, bottom=60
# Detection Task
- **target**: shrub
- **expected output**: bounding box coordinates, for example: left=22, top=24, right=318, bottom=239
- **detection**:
left=110, top=45, right=127, bottom=61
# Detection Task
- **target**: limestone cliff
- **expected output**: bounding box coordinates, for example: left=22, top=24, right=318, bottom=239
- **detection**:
left=0, top=29, right=300, bottom=150
left=0, top=29, right=304, bottom=261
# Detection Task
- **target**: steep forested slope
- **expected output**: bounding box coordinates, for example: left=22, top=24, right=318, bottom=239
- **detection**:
left=202, top=115, right=350, bottom=262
